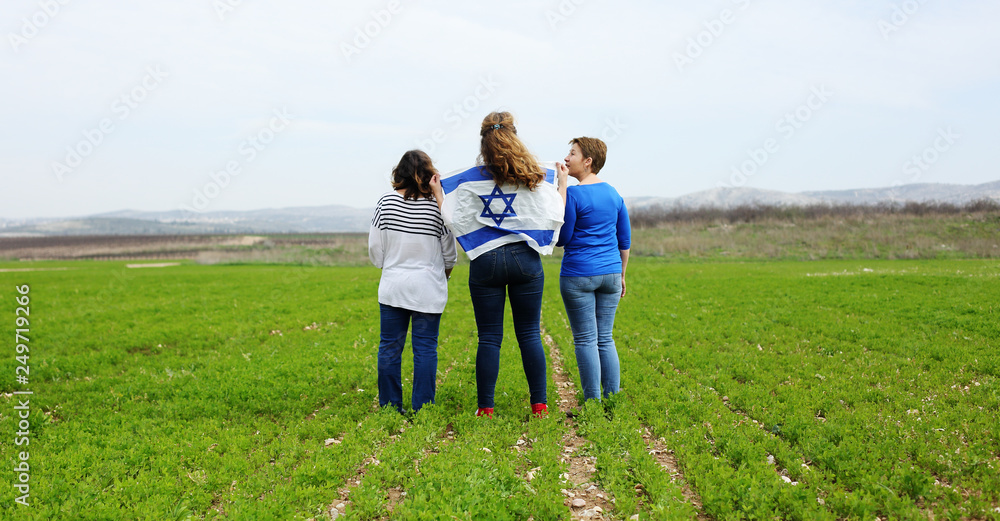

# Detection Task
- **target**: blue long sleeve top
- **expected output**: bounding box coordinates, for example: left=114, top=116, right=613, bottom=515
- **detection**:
left=556, top=182, right=631, bottom=277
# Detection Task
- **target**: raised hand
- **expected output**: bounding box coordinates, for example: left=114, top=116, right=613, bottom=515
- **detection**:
left=429, top=173, right=445, bottom=210
left=556, top=162, right=569, bottom=186
left=555, top=162, right=569, bottom=205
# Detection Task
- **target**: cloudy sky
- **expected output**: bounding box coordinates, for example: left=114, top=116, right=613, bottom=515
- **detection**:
left=2, top=0, right=998, bottom=219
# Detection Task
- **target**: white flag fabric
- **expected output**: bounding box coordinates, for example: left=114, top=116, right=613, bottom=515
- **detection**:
left=440, top=162, right=564, bottom=260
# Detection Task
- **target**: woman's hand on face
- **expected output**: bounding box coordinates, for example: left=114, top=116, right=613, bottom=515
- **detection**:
left=429, top=173, right=445, bottom=210
left=555, top=162, right=569, bottom=205
left=556, top=162, right=569, bottom=186
left=430, top=173, right=446, bottom=197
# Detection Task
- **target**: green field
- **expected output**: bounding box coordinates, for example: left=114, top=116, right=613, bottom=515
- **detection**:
left=1, top=258, right=998, bottom=520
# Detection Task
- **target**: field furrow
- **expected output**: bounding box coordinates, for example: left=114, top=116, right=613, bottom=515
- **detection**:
left=641, top=427, right=710, bottom=520
left=544, top=331, right=616, bottom=520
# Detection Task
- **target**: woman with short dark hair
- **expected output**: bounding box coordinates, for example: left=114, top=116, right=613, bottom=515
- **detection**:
left=369, top=149, right=457, bottom=413
left=557, top=137, right=631, bottom=402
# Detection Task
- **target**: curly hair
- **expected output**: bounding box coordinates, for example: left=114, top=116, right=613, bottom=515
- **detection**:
left=477, top=111, right=545, bottom=190
left=391, top=150, right=438, bottom=200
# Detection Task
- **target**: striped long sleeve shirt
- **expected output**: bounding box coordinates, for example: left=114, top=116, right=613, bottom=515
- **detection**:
left=368, top=192, right=457, bottom=314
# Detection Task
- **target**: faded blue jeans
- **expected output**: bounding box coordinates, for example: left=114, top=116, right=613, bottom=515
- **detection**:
left=378, top=304, right=441, bottom=413
left=560, top=273, right=622, bottom=401
left=469, top=242, right=547, bottom=409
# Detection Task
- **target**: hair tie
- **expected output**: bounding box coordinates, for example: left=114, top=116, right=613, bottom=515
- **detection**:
left=482, top=123, right=507, bottom=137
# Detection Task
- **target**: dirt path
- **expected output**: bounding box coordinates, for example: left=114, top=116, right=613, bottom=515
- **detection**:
left=641, top=427, right=711, bottom=520
left=0, top=267, right=73, bottom=272
left=544, top=331, right=617, bottom=520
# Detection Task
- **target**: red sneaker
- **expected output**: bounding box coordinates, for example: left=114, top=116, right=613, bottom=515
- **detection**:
left=531, top=403, right=548, bottom=418
left=476, top=407, right=494, bottom=418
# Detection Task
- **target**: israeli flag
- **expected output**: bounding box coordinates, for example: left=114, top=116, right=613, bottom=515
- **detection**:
left=440, top=162, right=564, bottom=260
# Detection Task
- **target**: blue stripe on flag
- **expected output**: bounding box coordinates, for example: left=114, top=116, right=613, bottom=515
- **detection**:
left=523, top=229, right=555, bottom=247
left=456, top=226, right=554, bottom=252
left=442, top=166, right=491, bottom=194
left=443, top=166, right=556, bottom=194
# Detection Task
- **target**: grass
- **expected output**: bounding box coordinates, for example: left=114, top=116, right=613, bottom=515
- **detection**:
left=0, top=257, right=997, bottom=519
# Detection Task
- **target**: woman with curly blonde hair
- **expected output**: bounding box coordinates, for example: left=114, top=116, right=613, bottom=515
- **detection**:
left=431, top=111, right=568, bottom=418
left=477, top=112, right=547, bottom=190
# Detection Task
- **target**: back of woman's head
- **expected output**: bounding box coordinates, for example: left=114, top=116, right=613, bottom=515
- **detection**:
left=478, top=111, right=544, bottom=190
left=392, top=150, right=438, bottom=200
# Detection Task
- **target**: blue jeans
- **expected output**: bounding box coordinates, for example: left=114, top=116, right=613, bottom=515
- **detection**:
left=560, top=274, right=622, bottom=401
left=469, top=242, right=547, bottom=409
left=378, top=304, right=440, bottom=413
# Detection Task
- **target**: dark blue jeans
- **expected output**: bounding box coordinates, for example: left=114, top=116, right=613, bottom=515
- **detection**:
left=469, top=242, right=547, bottom=409
left=378, top=304, right=441, bottom=413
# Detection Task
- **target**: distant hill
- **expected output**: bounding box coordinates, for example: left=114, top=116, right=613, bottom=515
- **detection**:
left=0, top=205, right=374, bottom=237
left=627, top=180, right=1000, bottom=210
left=628, top=187, right=824, bottom=209
left=2, top=180, right=997, bottom=237
left=803, top=180, right=1000, bottom=205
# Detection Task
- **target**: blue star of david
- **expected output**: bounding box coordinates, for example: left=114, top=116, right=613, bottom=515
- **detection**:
left=479, top=186, right=517, bottom=226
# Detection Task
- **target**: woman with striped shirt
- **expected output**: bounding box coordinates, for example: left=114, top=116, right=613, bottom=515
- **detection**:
left=369, top=150, right=457, bottom=413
